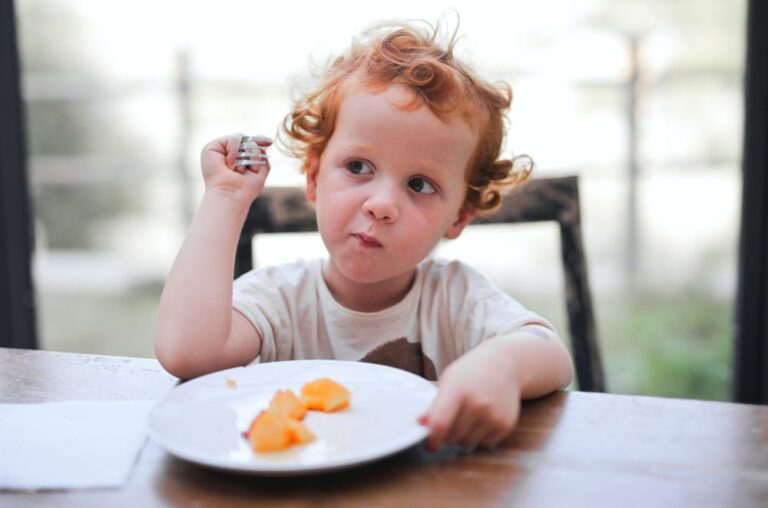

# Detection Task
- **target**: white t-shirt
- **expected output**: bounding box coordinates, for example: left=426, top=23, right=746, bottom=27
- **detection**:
left=232, top=258, right=554, bottom=380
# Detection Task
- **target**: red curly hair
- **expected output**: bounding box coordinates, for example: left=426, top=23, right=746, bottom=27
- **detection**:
left=280, top=20, right=532, bottom=216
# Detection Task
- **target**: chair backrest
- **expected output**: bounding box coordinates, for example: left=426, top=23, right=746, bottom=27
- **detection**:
left=235, top=176, right=606, bottom=392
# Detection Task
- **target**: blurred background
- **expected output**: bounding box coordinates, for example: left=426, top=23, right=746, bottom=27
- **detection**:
left=15, top=0, right=745, bottom=400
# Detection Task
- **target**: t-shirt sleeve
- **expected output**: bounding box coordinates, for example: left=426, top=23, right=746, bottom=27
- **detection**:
left=231, top=265, right=298, bottom=362
left=443, top=261, right=557, bottom=354
left=461, top=292, right=557, bottom=353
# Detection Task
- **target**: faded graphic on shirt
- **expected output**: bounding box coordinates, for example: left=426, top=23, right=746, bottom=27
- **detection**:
left=359, top=338, right=437, bottom=381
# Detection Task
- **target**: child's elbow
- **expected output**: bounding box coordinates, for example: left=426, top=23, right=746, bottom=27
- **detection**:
left=154, top=331, right=196, bottom=380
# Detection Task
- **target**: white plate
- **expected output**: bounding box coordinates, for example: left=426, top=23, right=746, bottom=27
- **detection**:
left=149, top=360, right=437, bottom=475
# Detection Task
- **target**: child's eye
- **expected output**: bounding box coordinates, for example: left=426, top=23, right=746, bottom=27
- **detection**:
left=408, top=177, right=437, bottom=194
left=346, top=160, right=373, bottom=175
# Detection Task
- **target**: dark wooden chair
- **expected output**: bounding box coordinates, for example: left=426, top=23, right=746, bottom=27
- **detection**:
left=235, top=176, right=606, bottom=392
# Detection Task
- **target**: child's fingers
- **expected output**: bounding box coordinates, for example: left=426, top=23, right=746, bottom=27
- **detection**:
left=478, top=407, right=519, bottom=449
left=244, top=160, right=271, bottom=184
left=238, top=136, right=273, bottom=174
left=225, top=134, right=245, bottom=170
left=252, top=135, right=274, bottom=148
left=201, top=133, right=243, bottom=171
left=479, top=428, right=509, bottom=450
left=456, top=419, right=492, bottom=448
left=242, top=142, right=272, bottom=176
left=240, top=157, right=271, bottom=197
left=244, top=154, right=270, bottom=174
left=444, top=404, right=477, bottom=446
left=423, top=392, right=462, bottom=451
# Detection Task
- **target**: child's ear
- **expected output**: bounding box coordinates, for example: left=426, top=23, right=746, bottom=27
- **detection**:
left=443, top=203, right=475, bottom=240
left=304, top=157, right=320, bottom=202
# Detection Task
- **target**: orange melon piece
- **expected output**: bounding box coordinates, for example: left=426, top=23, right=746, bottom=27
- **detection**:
left=300, top=378, right=351, bottom=412
left=247, top=411, right=292, bottom=452
left=286, top=418, right=316, bottom=444
left=268, top=389, right=308, bottom=420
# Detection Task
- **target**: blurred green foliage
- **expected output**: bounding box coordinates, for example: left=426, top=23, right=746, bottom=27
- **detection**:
left=603, top=290, right=731, bottom=401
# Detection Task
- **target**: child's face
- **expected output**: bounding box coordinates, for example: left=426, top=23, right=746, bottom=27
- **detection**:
left=305, top=84, right=477, bottom=286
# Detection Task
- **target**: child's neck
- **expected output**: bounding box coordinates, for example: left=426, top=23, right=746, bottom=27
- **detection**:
left=321, top=261, right=416, bottom=313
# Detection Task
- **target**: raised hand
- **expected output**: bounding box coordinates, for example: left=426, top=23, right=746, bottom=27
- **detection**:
left=200, top=133, right=273, bottom=206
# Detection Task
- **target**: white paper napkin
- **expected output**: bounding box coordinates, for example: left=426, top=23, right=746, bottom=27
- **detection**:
left=0, top=400, right=154, bottom=491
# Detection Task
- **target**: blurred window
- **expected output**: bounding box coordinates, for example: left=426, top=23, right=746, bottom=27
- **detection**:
left=17, top=0, right=745, bottom=399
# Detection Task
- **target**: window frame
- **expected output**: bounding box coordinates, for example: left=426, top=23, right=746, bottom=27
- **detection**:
left=0, top=0, right=37, bottom=349
left=733, top=0, right=768, bottom=404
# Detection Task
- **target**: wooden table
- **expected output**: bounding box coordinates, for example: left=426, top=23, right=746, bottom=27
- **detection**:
left=2, top=347, right=767, bottom=507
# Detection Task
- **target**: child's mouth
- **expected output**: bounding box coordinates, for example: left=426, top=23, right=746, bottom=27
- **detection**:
left=352, top=233, right=383, bottom=248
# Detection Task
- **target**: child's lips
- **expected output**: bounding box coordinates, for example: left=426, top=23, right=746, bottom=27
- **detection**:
left=352, top=233, right=383, bottom=248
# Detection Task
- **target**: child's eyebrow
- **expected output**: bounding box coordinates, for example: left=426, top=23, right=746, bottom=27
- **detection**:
left=337, top=142, right=379, bottom=155
left=338, top=143, right=449, bottom=178
left=412, top=160, right=448, bottom=178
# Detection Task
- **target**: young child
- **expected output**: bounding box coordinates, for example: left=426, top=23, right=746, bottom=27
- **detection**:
left=155, top=20, right=574, bottom=451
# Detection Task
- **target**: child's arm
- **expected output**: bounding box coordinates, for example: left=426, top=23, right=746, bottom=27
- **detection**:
left=154, top=134, right=270, bottom=380
left=420, top=324, right=574, bottom=451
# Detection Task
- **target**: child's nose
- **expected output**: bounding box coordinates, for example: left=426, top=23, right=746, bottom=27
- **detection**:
left=362, top=185, right=400, bottom=223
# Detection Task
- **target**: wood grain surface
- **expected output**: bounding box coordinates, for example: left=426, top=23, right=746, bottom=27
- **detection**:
left=1, top=348, right=767, bottom=507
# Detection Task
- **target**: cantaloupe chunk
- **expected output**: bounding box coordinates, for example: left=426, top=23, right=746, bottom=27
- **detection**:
left=246, top=379, right=349, bottom=453
left=286, top=418, right=316, bottom=444
left=268, top=389, right=308, bottom=420
left=247, top=411, right=292, bottom=452
left=300, top=378, right=351, bottom=412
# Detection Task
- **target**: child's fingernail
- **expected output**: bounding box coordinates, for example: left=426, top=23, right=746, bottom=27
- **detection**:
left=418, top=414, right=428, bottom=425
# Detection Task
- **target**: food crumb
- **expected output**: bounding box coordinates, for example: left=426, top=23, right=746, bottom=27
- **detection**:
left=226, top=377, right=237, bottom=390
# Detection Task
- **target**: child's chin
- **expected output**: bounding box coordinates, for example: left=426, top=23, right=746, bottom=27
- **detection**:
left=335, top=262, right=388, bottom=283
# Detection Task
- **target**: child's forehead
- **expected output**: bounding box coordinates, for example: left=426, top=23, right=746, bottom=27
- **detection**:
left=336, top=82, right=474, bottom=133
left=342, top=70, right=476, bottom=114
left=341, top=83, right=415, bottom=114
left=339, top=88, right=469, bottom=136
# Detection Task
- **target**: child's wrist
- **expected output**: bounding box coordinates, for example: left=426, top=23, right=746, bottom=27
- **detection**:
left=201, top=187, right=255, bottom=218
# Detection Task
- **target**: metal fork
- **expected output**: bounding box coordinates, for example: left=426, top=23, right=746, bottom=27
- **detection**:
left=235, top=135, right=271, bottom=171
